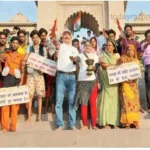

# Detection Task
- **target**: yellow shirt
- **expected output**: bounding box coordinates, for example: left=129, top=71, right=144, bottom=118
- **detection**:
left=17, top=44, right=28, bottom=55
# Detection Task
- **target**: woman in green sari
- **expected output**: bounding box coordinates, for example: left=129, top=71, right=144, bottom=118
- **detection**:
left=97, top=41, right=120, bottom=129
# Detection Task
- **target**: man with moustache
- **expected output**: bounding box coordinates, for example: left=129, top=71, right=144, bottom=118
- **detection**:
left=55, top=29, right=79, bottom=131
left=17, top=30, right=28, bottom=55
left=0, top=32, right=9, bottom=52
left=0, top=32, right=9, bottom=124
left=119, top=24, right=140, bottom=55
left=0, top=36, right=25, bottom=132
left=0, top=32, right=10, bottom=84
left=39, top=28, right=56, bottom=113
left=141, top=29, right=150, bottom=113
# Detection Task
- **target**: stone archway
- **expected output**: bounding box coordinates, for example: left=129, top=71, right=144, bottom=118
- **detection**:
left=64, top=11, right=99, bottom=36
left=57, top=3, right=103, bottom=36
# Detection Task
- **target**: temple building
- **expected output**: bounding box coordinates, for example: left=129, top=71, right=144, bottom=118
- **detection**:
left=0, top=12, right=36, bottom=43
left=0, top=1, right=149, bottom=41
left=126, top=11, right=150, bottom=40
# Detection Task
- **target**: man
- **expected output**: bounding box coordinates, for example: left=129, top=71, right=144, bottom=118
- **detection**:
left=141, top=29, right=150, bottom=113
left=76, top=35, right=82, bottom=45
left=0, top=36, right=25, bottom=132
left=119, top=24, right=140, bottom=55
left=0, top=32, right=9, bottom=125
left=3, top=29, right=10, bottom=46
left=55, top=29, right=79, bottom=131
left=0, top=32, right=9, bottom=52
left=0, top=32, right=9, bottom=86
left=17, top=30, right=28, bottom=55
left=23, top=30, right=50, bottom=122
left=97, top=31, right=106, bottom=51
left=72, top=38, right=81, bottom=79
left=107, top=29, right=120, bottom=53
left=12, top=26, right=20, bottom=37
left=72, top=39, right=81, bottom=53
left=87, top=30, right=93, bottom=41
left=39, top=28, right=56, bottom=114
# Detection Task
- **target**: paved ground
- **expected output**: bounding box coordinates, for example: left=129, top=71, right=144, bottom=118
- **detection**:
left=1, top=73, right=150, bottom=147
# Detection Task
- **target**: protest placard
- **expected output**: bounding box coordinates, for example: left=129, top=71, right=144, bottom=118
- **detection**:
left=27, top=52, right=57, bottom=76
left=0, top=85, right=30, bottom=107
left=107, top=62, right=141, bottom=85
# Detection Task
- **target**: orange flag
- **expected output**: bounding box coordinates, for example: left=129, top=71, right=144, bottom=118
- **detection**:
left=51, top=19, right=57, bottom=39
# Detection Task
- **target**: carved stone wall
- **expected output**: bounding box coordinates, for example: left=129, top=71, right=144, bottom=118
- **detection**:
left=57, top=2, right=104, bottom=35
left=37, top=1, right=125, bottom=37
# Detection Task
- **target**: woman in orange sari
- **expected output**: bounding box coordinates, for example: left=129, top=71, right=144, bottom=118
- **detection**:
left=119, top=44, right=141, bottom=129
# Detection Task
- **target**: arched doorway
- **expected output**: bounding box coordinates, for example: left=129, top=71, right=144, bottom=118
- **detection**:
left=64, top=11, right=99, bottom=36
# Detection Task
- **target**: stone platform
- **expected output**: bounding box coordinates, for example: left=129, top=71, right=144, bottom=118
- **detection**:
left=1, top=112, right=150, bottom=147
left=1, top=73, right=150, bottom=147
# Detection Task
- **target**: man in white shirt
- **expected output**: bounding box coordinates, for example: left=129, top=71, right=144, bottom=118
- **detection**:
left=56, top=29, right=79, bottom=131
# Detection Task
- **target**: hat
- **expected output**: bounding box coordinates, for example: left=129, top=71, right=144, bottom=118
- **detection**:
left=62, top=29, right=72, bottom=36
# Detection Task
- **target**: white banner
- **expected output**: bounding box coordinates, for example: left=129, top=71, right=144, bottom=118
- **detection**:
left=0, top=85, right=30, bottom=107
left=27, top=52, right=57, bottom=76
left=107, top=62, right=142, bottom=85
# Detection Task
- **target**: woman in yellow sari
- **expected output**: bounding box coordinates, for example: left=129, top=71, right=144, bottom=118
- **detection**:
left=119, top=44, right=140, bottom=129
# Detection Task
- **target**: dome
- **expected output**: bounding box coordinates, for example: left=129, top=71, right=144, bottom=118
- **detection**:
left=9, top=12, right=29, bottom=23
left=134, top=11, right=150, bottom=22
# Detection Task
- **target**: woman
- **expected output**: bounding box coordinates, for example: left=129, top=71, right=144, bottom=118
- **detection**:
left=119, top=44, right=140, bottom=129
left=97, top=40, right=120, bottom=129
left=90, top=37, right=99, bottom=55
left=70, top=41, right=99, bottom=130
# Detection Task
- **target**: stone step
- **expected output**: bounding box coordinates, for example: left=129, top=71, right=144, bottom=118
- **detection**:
left=1, top=124, right=150, bottom=147
left=15, top=111, right=150, bottom=130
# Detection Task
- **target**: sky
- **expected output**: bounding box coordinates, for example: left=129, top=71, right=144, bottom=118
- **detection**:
left=0, top=1, right=150, bottom=38
left=0, top=1, right=37, bottom=22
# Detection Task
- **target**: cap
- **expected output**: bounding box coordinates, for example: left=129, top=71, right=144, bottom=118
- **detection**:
left=62, top=29, right=72, bottom=36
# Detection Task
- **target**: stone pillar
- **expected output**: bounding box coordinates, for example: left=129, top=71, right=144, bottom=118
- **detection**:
left=108, top=1, right=125, bottom=37
left=37, top=1, right=57, bottom=31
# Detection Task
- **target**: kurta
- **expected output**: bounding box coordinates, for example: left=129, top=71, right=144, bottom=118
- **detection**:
left=97, top=51, right=120, bottom=126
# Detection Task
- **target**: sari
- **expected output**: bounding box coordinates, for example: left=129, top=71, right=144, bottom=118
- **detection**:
left=97, top=50, right=120, bottom=126
left=120, top=44, right=140, bottom=127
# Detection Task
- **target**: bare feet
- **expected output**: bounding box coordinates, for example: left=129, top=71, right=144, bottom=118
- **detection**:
left=134, top=124, right=140, bottom=129
left=0, top=129, right=8, bottom=132
left=55, top=126, right=63, bottom=131
left=125, top=126, right=130, bottom=129
left=37, top=116, right=41, bottom=122
left=37, top=118, right=41, bottom=122
left=140, top=109, right=145, bottom=113
left=114, top=126, right=119, bottom=129
left=103, top=125, right=111, bottom=129
left=92, top=126, right=98, bottom=130
left=9, top=129, right=16, bottom=132
left=70, top=126, right=77, bottom=131
left=80, top=126, right=88, bottom=131
left=26, top=118, right=31, bottom=123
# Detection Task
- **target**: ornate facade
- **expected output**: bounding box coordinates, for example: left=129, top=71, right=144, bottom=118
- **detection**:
left=37, top=1, right=126, bottom=37
left=0, top=12, right=36, bottom=42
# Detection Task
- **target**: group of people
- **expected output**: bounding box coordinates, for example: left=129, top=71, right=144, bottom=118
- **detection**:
left=0, top=24, right=149, bottom=132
